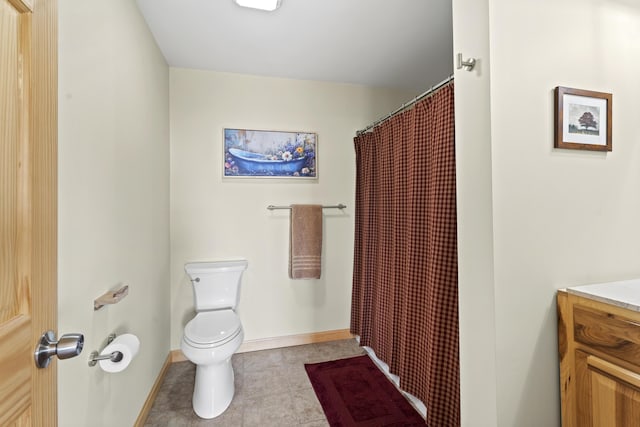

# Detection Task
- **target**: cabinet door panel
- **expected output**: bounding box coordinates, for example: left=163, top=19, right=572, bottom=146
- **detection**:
left=577, top=350, right=640, bottom=427
left=575, top=350, right=593, bottom=427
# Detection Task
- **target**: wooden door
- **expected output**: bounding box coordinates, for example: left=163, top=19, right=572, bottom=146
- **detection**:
left=0, top=0, right=57, bottom=425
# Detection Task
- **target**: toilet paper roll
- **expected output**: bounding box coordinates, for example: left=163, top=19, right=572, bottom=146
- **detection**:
left=98, top=333, right=140, bottom=373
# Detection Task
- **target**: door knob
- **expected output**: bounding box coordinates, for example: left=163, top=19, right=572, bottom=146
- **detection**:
left=34, top=330, right=84, bottom=369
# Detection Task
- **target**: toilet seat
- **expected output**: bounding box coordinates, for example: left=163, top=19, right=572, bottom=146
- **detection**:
left=184, top=309, right=242, bottom=348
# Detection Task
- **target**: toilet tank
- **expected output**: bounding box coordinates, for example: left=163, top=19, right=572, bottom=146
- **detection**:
left=184, top=260, right=248, bottom=311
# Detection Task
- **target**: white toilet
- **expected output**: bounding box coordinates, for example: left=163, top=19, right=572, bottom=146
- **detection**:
left=181, top=259, right=247, bottom=419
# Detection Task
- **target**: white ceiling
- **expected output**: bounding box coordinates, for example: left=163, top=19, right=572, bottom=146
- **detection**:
left=135, top=0, right=453, bottom=93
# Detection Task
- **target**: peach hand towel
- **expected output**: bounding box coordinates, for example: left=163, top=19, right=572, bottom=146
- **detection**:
left=289, top=204, right=323, bottom=279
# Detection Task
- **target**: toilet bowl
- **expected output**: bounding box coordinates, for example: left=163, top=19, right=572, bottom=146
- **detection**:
left=182, top=260, right=247, bottom=419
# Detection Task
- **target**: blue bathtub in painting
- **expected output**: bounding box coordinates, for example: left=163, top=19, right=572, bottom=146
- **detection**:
left=228, top=148, right=306, bottom=175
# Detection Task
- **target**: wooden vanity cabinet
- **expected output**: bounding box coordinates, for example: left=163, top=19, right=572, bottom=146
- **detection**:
left=558, top=290, right=640, bottom=426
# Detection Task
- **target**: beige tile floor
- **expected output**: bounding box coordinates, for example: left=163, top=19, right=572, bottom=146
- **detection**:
left=144, top=339, right=366, bottom=426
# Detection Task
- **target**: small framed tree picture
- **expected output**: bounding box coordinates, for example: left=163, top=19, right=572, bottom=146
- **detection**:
left=554, top=86, right=612, bottom=151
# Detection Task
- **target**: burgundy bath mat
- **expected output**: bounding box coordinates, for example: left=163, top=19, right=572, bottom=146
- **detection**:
left=305, top=355, right=424, bottom=426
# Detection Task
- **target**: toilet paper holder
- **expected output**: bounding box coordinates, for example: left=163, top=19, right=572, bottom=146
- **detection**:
left=88, top=333, right=122, bottom=367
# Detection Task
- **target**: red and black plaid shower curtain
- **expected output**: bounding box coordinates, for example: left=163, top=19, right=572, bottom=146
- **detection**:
left=351, top=83, right=459, bottom=427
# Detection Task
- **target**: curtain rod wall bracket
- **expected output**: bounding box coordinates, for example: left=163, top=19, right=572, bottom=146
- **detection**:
left=456, top=53, right=476, bottom=71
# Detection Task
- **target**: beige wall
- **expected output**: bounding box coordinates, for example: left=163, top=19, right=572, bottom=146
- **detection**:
left=455, top=0, right=640, bottom=426
left=169, top=68, right=415, bottom=349
left=57, top=0, right=170, bottom=426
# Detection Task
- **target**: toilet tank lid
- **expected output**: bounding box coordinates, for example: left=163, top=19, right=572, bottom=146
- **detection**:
left=184, top=259, right=248, bottom=275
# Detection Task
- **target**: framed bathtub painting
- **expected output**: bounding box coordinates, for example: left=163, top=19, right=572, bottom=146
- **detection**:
left=223, top=128, right=318, bottom=179
left=554, top=86, right=612, bottom=152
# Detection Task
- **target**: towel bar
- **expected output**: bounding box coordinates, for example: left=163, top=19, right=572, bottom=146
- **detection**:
left=267, top=204, right=346, bottom=210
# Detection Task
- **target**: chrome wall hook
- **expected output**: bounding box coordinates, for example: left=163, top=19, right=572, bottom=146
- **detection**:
left=457, top=53, right=477, bottom=71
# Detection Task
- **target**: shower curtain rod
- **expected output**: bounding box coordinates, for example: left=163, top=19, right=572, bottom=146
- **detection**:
left=356, top=74, right=454, bottom=136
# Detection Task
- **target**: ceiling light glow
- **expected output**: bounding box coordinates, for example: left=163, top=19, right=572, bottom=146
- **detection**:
left=234, top=0, right=282, bottom=11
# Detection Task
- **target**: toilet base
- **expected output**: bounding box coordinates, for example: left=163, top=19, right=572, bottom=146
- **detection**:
left=181, top=316, right=243, bottom=419
left=192, top=357, right=235, bottom=419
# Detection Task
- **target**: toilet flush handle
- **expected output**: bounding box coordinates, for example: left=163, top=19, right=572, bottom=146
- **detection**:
left=190, top=277, right=200, bottom=283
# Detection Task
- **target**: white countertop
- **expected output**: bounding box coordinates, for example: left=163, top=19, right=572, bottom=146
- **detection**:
left=567, top=278, right=640, bottom=312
